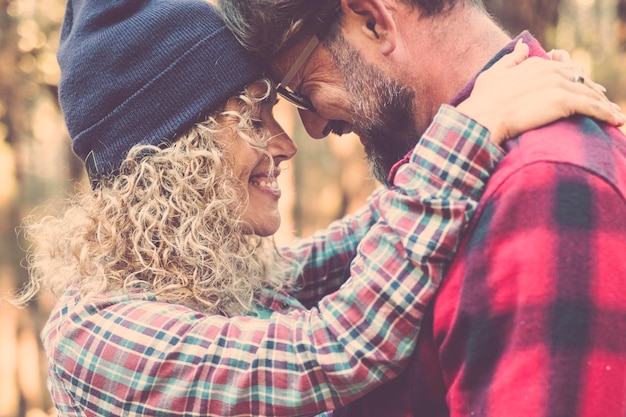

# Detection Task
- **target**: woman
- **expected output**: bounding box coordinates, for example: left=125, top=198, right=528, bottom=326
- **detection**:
left=17, top=0, right=624, bottom=416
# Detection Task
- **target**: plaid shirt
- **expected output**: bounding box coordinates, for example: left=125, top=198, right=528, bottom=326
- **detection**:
left=343, top=33, right=626, bottom=417
left=42, top=106, right=503, bottom=417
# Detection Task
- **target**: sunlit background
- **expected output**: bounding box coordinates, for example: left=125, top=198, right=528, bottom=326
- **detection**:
left=1, top=0, right=625, bottom=416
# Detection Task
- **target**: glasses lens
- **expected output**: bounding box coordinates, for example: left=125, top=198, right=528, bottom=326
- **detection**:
left=277, top=85, right=315, bottom=112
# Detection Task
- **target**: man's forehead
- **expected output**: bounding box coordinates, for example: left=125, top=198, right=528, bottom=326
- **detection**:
left=269, top=35, right=339, bottom=88
left=268, top=37, right=312, bottom=83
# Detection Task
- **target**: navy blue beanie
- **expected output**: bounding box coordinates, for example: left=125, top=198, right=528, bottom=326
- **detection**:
left=57, top=0, right=263, bottom=181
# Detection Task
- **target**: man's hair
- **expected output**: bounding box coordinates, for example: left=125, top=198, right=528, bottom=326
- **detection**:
left=218, top=0, right=484, bottom=59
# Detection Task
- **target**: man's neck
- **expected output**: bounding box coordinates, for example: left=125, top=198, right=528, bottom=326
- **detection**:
left=404, top=5, right=512, bottom=132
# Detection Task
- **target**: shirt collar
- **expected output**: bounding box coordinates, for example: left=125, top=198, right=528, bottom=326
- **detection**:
left=449, top=31, right=546, bottom=106
left=387, top=32, right=546, bottom=185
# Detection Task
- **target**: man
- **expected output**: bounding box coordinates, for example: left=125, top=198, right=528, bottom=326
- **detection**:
left=218, top=0, right=626, bottom=416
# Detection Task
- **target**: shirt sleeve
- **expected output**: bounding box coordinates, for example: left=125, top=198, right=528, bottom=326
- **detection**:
left=438, top=162, right=626, bottom=417
left=279, top=188, right=381, bottom=308
left=45, top=105, right=503, bottom=417
left=282, top=104, right=504, bottom=308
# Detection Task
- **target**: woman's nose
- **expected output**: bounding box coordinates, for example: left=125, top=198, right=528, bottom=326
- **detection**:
left=267, top=127, right=297, bottom=161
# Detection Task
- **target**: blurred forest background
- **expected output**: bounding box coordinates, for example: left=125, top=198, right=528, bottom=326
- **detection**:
left=1, top=0, right=625, bottom=416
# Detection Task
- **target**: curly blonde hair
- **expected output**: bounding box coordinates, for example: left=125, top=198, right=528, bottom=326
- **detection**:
left=19, top=79, right=293, bottom=317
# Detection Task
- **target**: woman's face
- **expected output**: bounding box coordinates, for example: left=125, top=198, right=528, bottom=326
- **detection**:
left=221, top=82, right=297, bottom=237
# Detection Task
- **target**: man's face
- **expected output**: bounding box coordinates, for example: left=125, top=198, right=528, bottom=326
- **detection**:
left=272, top=35, right=419, bottom=185
left=327, top=34, right=419, bottom=183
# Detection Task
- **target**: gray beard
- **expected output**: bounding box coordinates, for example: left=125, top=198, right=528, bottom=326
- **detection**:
left=327, top=36, right=420, bottom=185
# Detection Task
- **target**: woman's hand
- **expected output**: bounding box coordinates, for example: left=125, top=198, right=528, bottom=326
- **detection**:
left=456, top=40, right=626, bottom=146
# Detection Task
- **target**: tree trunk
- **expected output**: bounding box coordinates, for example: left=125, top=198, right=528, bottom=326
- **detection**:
left=618, top=0, right=626, bottom=51
left=483, top=0, right=561, bottom=47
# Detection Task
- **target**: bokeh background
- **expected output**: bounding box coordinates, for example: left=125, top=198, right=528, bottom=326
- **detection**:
left=1, top=0, right=625, bottom=416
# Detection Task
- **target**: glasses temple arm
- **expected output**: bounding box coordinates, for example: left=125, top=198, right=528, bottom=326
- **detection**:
left=278, top=35, right=321, bottom=87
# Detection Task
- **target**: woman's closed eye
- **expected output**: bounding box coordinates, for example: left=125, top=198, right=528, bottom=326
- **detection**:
left=251, top=118, right=264, bottom=131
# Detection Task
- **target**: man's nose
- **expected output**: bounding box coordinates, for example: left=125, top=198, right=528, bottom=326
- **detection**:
left=298, top=108, right=332, bottom=139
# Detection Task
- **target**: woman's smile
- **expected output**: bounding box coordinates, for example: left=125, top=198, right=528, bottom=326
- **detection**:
left=249, top=170, right=282, bottom=197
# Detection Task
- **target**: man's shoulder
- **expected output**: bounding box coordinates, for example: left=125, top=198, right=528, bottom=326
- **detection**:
left=492, top=116, right=626, bottom=197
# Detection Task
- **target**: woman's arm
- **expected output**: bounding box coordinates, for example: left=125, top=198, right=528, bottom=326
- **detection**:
left=46, top=109, right=491, bottom=417
left=279, top=190, right=381, bottom=308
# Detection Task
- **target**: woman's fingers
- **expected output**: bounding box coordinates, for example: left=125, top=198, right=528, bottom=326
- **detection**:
left=456, top=54, right=625, bottom=146
left=547, top=48, right=572, bottom=63
left=490, top=39, right=530, bottom=71
left=548, top=50, right=610, bottom=101
left=557, top=78, right=625, bottom=125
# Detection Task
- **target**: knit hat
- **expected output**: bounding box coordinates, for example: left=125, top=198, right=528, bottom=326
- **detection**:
left=57, top=0, right=263, bottom=181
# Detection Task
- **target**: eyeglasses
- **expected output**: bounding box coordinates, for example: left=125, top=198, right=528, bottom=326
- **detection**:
left=276, top=35, right=321, bottom=112
left=276, top=6, right=340, bottom=113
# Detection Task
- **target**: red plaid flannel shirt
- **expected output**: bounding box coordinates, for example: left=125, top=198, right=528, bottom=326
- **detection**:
left=342, top=33, right=626, bottom=417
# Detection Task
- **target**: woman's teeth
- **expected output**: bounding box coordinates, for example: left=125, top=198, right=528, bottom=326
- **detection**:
left=250, top=178, right=279, bottom=190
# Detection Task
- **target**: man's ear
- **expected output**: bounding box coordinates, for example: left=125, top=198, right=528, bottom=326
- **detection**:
left=341, top=0, right=397, bottom=55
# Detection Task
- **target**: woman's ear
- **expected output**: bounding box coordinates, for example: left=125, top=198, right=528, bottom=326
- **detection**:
left=341, top=0, right=397, bottom=55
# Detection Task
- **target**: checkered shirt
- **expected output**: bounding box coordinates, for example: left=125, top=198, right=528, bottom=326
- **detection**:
left=42, top=106, right=502, bottom=416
